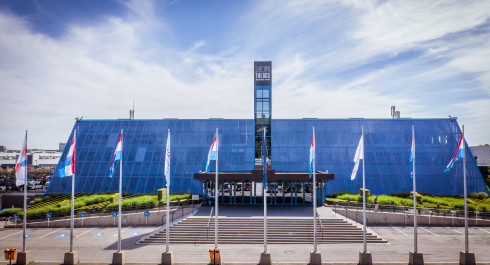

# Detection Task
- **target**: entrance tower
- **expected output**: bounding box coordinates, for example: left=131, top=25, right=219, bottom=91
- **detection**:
left=254, top=61, right=272, bottom=166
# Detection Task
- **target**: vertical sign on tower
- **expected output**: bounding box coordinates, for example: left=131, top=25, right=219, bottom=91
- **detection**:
left=254, top=61, right=272, bottom=167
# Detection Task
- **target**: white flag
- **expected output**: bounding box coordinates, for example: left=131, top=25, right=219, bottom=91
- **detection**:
left=164, top=131, right=171, bottom=187
left=351, top=135, right=364, bottom=180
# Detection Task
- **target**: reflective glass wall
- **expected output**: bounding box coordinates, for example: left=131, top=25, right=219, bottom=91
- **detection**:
left=47, top=119, right=255, bottom=194
left=47, top=118, right=488, bottom=196
left=272, top=119, right=487, bottom=195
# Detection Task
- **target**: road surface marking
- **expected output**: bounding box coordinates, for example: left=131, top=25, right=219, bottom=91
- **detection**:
left=114, top=226, right=132, bottom=236
left=75, top=227, right=96, bottom=238
left=476, top=228, right=490, bottom=234
left=421, top=227, right=439, bottom=236
left=0, top=231, right=22, bottom=239
left=40, top=228, right=64, bottom=238
left=391, top=225, right=408, bottom=236
left=452, top=228, right=463, bottom=234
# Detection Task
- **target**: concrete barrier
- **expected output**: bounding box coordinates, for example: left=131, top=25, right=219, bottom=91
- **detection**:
left=334, top=207, right=490, bottom=226
left=5, top=204, right=200, bottom=228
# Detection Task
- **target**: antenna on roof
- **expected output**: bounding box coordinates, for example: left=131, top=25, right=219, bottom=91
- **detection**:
left=129, top=100, right=135, bottom=119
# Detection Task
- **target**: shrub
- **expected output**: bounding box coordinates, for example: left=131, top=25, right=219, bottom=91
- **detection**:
left=330, top=192, right=352, bottom=198
left=391, top=192, right=410, bottom=198
left=80, top=194, right=112, bottom=205
left=158, top=188, right=167, bottom=201
left=469, top=192, right=488, bottom=200
left=359, top=188, right=370, bottom=198
left=0, top=207, right=23, bottom=217
left=30, top=197, right=45, bottom=205
left=410, top=192, right=423, bottom=203
left=57, top=199, right=69, bottom=207
left=337, top=194, right=360, bottom=202
left=110, top=193, right=119, bottom=203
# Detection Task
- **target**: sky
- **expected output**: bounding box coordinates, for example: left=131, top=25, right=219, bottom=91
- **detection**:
left=0, top=0, right=489, bottom=149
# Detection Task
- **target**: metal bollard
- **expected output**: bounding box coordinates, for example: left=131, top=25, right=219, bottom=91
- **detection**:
left=426, top=210, right=432, bottom=226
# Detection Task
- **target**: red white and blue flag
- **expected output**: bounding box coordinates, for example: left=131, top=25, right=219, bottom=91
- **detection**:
left=205, top=132, right=218, bottom=173
left=109, top=132, right=123, bottom=178
left=444, top=133, right=464, bottom=172
left=309, top=132, right=315, bottom=178
left=15, top=133, right=28, bottom=186
left=59, top=130, right=76, bottom=178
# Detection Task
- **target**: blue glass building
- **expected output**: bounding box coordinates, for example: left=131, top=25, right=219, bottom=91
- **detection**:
left=47, top=62, right=488, bottom=198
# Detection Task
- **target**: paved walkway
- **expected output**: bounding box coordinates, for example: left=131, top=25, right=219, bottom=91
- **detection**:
left=0, top=206, right=489, bottom=264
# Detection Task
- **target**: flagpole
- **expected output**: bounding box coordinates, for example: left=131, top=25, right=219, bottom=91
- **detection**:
left=463, top=125, right=468, bottom=253
left=23, top=130, right=27, bottom=253
left=362, top=126, right=366, bottom=253
left=166, top=128, right=170, bottom=253
left=70, top=129, right=76, bottom=253
left=263, top=127, right=267, bottom=253
left=313, top=127, right=317, bottom=253
left=412, top=125, right=418, bottom=253
left=214, top=128, right=219, bottom=250
left=118, top=129, right=123, bottom=253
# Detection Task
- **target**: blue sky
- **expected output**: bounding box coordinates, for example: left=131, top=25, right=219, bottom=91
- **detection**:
left=0, top=0, right=489, bottom=149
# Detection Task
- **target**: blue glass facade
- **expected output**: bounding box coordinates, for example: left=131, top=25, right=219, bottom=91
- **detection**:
left=47, top=118, right=488, bottom=196
left=47, top=119, right=255, bottom=194
left=272, top=119, right=487, bottom=195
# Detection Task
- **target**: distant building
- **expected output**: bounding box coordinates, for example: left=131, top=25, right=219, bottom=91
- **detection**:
left=59, top=143, right=66, bottom=152
left=470, top=146, right=490, bottom=166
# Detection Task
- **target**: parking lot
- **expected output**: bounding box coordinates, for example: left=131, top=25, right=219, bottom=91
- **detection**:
left=1, top=221, right=489, bottom=263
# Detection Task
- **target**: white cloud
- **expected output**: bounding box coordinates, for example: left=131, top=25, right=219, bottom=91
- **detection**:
left=0, top=0, right=489, bottom=149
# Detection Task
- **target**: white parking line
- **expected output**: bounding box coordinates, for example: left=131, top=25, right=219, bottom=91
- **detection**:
left=113, top=226, right=132, bottom=236
left=476, top=228, right=490, bottom=234
left=452, top=228, right=463, bottom=234
left=40, top=228, right=64, bottom=238
left=421, top=227, right=439, bottom=236
left=75, top=227, right=96, bottom=238
left=391, top=225, right=408, bottom=236
left=0, top=231, right=22, bottom=240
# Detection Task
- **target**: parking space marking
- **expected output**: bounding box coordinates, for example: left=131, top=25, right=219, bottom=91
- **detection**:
left=0, top=231, right=22, bottom=240
left=75, top=227, right=96, bottom=238
left=391, top=225, right=408, bottom=236
left=40, top=228, right=64, bottom=238
left=128, top=232, right=141, bottom=237
left=476, top=228, right=490, bottom=234
left=16, top=234, right=34, bottom=238
left=54, top=233, right=70, bottom=238
left=113, top=226, right=132, bottom=236
left=421, top=227, right=439, bottom=236
left=452, top=228, right=463, bottom=234
left=91, top=232, right=105, bottom=237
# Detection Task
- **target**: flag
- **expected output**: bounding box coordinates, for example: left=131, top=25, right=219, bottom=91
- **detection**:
left=262, top=128, right=267, bottom=186
left=59, top=131, right=76, bottom=178
left=409, top=130, right=415, bottom=178
left=109, top=132, right=123, bottom=178
left=205, top=132, right=218, bottom=173
left=309, top=132, right=315, bottom=178
left=164, top=131, right=171, bottom=187
left=15, top=133, right=27, bottom=186
left=444, top=132, right=464, bottom=172
left=351, top=135, right=364, bottom=180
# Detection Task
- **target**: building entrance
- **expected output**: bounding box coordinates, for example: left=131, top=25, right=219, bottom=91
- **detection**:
left=194, top=168, right=333, bottom=205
